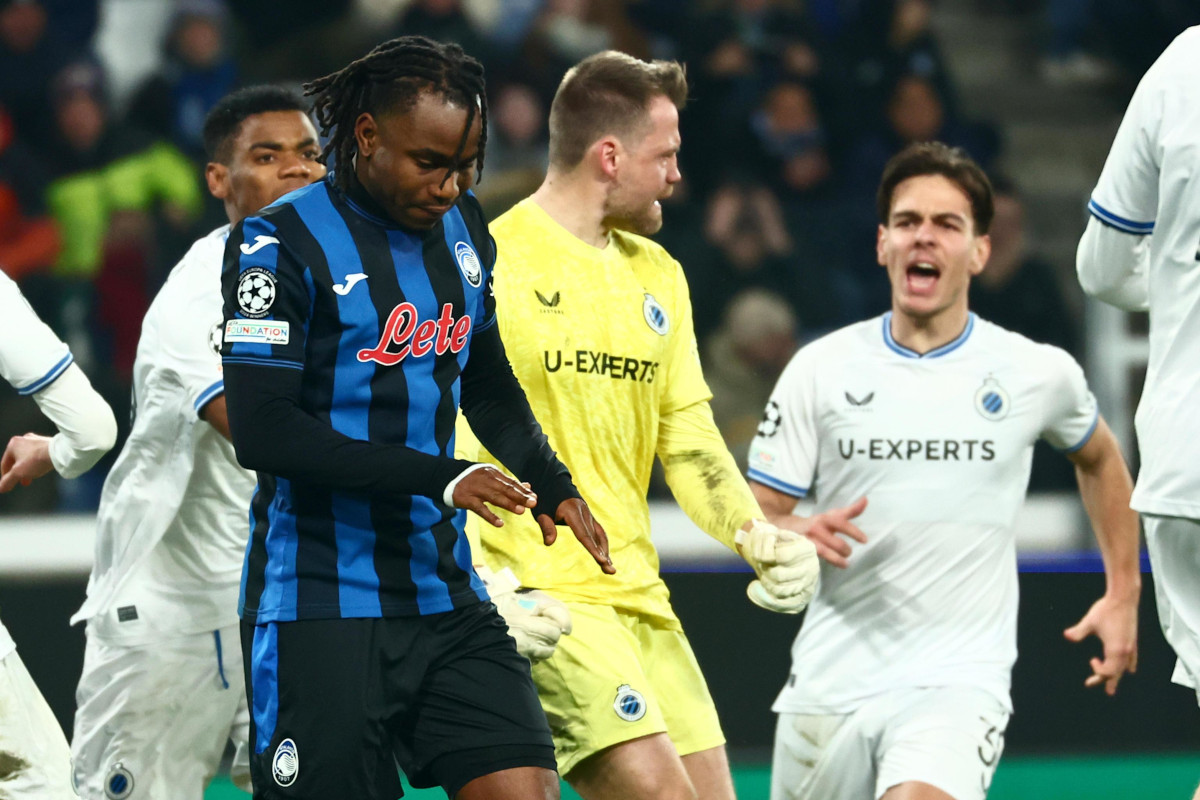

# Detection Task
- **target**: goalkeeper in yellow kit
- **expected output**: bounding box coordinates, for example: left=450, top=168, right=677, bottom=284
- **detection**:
left=457, top=51, right=867, bottom=800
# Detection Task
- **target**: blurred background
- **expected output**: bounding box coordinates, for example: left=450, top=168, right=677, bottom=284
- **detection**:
left=0, top=0, right=1198, bottom=797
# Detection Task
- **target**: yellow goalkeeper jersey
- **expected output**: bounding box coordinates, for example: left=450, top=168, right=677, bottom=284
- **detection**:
left=458, top=198, right=759, bottom=626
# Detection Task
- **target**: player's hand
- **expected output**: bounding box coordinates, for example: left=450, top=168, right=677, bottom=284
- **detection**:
left=537, top=498, right=615, bottom=575
left=452, top=466, right=537, bottom=526
left=1063, top=593, right=1139, bottom=696
left=735, top=519, right=819, bottom=614
left=0, top=434, right=54, bottom=493
left=778, top=497, right=869, bottom=568
left=479, top=565, right=573, bottom=663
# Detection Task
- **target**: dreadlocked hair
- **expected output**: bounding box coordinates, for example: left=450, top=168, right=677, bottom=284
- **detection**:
left=304, top=35, right=488, bottom=192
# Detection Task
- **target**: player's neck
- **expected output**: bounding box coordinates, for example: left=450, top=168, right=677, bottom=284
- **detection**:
left=531, top=173, right=610, bottom=249
left=889, top=305, right=971, bottom=355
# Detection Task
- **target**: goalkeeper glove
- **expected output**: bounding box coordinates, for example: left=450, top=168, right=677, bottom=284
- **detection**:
left=477, top=565, right=572, bottom=663
left=735, top=519, right=819, bottom=614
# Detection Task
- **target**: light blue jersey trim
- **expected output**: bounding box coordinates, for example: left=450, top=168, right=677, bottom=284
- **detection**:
left=16, top=352, right=73, bottom=395
left=1061, top=409, right=1100, bottom=454
left=1087, top=199, right=1154, bottom=235
left=747, top=468, right=808, bottom=498
left=194, top=379, right=224, bottom=416
left=222, top=356, right=304, bottom=370
left=213, top=630, right=230, bottom=690
left=882, top=312, right=975, bottom=359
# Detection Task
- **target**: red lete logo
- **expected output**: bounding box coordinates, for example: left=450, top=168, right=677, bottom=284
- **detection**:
left=357, top=302, right=471, bottom=365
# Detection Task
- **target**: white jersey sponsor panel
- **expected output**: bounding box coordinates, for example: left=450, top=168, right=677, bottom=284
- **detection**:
left=749, top=314, right=1097, bottom=714
left=0, top=270, right=72, bottom=396
left=72, top=226, right=255, bottom=645
left=1087, top=26, right=1200, bottom=518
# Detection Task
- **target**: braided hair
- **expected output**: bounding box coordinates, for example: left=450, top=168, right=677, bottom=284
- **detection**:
left=304, top=35, right=488, bottom=192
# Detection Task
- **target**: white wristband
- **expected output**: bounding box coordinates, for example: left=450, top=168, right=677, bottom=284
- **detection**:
left=443, top=463, right=492, bottom=506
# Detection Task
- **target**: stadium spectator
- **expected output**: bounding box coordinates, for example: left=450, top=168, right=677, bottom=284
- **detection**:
left=472, top=80, right=549, bottom=218
left=39, top=61, right=202, bottom=382
left=125, top=0, right=237, bottom=161
left=0, top=0, right=98, bottom=145
left=0, top=103, right=58, bottom=281
left=704, top=288, right=799, bottom=475
left=390, top=0, right=495, bottom=72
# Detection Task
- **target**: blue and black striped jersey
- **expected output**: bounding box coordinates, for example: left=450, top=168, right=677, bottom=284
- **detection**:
left=220, top=176, right=502, bottom=623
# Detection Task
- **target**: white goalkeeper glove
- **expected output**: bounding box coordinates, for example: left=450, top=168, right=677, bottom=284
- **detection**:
left=477, top=565, right=572, bottom=663
left=735, top=519, right=820, bottom=614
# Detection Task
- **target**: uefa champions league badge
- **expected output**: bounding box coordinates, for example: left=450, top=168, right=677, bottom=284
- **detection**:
left=272, top=738, right=299, bottom=787
left=613, top=684, right=647, bottom=722
left=642, top=293, right=669, bottom=335
left=455, top=241, right=483, bottom=287
left=236, top=267, right=277, bottom=318
left=974, top=376, right=1011, bottom=421
left=103, top=763, right=134, bottom=799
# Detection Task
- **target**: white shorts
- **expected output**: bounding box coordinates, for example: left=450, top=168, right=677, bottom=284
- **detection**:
left=1144, top=515, right=1200, bottom=703
left=0, top=650, right=75, bottom=799
left=771, top=687, right=1010, bottom=800
left=72, top=623, right=249, bottom=800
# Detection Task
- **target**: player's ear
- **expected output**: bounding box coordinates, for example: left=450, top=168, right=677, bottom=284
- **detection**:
left=355, top=112, right=378, bottom=159
left=206, top=162, right=230, bottom=200
left=876, top=224, right=888, bottom=267
left=595, top=137, right=619, bottom=180
left=970, top=233, right=991, bottom=276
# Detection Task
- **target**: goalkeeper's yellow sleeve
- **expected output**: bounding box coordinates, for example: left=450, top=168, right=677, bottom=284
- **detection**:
left=657, top=399, right=764, bottom=552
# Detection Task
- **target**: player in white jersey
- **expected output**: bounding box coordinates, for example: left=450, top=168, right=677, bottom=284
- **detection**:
left=1076, top=28, right=1200, bottom=743
left=0, top=271, right=117, bottom=797
left=69, top=86, right=324, bottom=800
left=751, top=143, right=1141, bottom=800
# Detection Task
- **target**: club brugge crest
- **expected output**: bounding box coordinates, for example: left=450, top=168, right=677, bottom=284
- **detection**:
left=974, top=376, right=1010, bottom=421
left=104, top=763, right=134, bottom=799
left=273, top=738, right=299, bottom=787
left=455, top=241, right=482, bottom=287
left=642, top=293, right=669, bottom=335
left=613, top=684, right=647, bottom=721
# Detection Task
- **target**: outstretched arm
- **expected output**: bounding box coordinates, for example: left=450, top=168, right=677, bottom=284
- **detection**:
left=1, top=364, right=116, bottom=492
left=1064, top=415, right=1141, bottom=695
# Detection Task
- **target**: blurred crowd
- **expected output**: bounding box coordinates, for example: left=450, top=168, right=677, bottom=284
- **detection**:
left=0, top=0, right=1192, bottom=511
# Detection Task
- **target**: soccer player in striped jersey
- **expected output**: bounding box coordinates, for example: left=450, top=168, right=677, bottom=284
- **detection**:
left=220, top=36, right=612, bottom=800
left=752, top=143, right=1140, bottom=800
left=0, top=273, right=116, bottom=798
left=1076, top=35, right=1200, bottom=782
left=455, top=51, right=847, bottom=800
left=69, top=86, right=325, bottom=800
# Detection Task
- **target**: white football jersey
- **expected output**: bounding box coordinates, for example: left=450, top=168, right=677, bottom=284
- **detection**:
left=749, top=314, right=1098, bottom=714
left=72, top=226, right=255, bottom=645
left=1, top=272, right=74, bottom=660
left=1087, top=26, right=1200, bottom=518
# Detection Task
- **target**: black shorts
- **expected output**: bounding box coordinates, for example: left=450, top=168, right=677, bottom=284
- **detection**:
left=240, top=602, right=556, bottom=799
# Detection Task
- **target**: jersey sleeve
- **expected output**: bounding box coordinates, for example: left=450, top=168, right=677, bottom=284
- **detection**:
left=221, top=215, right=310, bottom=371
left=160, top=246, right=228, bottom=418
left=746, top=347, right=819, bottom=498
left=660, top=262, right=713, bottom=415
left=0, top=271, right=72, bottom=394
left=1038, top=347, right=1100, bottom=452
left=1088, top=55, right=1164, bottom=234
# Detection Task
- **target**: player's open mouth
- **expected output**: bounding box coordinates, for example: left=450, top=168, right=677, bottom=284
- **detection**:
left=906, top=261, right=940, bottom=294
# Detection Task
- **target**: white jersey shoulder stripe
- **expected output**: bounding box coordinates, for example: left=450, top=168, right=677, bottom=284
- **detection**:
left=16, top=352, right=74, bottom=396
left=748, top=468, right=808, bottom=498
left=193, top=379, right=225, bottom=414
left=1087, top=198, right=1154, bottom=235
